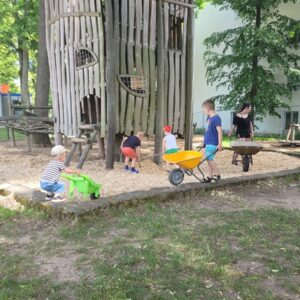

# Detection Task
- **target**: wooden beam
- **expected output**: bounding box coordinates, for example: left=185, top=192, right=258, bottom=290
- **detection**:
left=163, top=0, right=196, bottom=9
left=105, top=0, right=116, bottom=169
left=184, top=0, right=195, bottom=150
left=154, top=0, right=165, bottom=165
left=48, top=12, right=101, bottom=25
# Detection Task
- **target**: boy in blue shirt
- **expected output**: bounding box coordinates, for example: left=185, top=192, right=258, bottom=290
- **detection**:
left=202, top=99, right=223, bottom=183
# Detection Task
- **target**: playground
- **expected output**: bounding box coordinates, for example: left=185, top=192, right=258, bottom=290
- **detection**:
left=0, top=134, right=299, bottom=199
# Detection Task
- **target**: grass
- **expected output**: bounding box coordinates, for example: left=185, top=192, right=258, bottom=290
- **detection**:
left=0, top=127, right=25, bottom=141
left=222, top=135, right=280, bottom=148
left=1, top=179, right=300, bottom=300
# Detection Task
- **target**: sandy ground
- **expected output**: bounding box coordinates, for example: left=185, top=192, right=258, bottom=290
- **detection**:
left=0, top=137, right=299, bottom=198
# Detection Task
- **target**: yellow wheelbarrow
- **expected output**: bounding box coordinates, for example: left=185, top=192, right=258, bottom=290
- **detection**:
left=163, top=150, right=212, bottom=186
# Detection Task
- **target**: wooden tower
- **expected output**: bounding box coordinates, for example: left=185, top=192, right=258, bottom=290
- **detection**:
left=45, top=0, right=195, bottom=166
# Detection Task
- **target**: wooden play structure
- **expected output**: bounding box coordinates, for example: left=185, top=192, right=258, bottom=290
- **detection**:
left=44, top=0, right=195, bottom=167
left=280, top=123, right=300, bottom=146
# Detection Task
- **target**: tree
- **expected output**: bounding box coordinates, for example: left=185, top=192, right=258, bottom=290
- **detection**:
left=204, top=0, right=300, bottom=122
left=0, top=0, right=38, bottom=104
left=33, top=0, right=51, bottom=146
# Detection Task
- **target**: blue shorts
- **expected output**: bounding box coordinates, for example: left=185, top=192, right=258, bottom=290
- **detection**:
left=40, top=181, right=65, bottom=194
left=205, top=145, right=218, bottom=161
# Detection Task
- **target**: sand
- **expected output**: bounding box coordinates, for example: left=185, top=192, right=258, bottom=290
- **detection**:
left=0, top=138, right=299, bottom=198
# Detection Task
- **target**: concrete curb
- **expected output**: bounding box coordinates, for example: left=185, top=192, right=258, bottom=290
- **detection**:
left=1, top=168, right=300, bottom=218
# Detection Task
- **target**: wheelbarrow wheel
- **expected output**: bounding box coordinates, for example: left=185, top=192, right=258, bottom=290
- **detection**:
left=169, top=169, right=185, bottom=186
left=90, top=193, right=100, bottom=200
left=242, top=155, right=251, bottom=172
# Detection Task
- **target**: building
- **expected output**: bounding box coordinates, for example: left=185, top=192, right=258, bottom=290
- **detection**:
left=193, top=2, right=300, bottom=135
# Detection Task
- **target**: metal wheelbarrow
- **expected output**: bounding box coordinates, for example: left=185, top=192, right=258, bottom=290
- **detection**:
left=230, top=141, right=263, bottom=172
left=163, top=150, right=216, bottom=186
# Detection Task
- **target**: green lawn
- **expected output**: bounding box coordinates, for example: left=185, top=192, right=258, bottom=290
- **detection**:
left=1, top=179, right=300, bottom=299
left=0, top=127, right=25, bottom=141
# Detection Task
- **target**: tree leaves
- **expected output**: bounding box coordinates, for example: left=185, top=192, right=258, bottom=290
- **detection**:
left=204, top=0, right=300, bottom=121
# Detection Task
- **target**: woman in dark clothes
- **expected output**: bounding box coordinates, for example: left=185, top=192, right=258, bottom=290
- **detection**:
left=228, top=103, right=254, bottom=140
left=228, top=103, right=254, bottom=165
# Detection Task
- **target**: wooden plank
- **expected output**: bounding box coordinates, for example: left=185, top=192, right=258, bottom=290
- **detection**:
left=85, top=0, right=94, bottom=96
left=54, top=0, right=63, bottom=136
left=74, top=0, right=82, bottom=129
left=173, top=51, right=180, bottom=132
left=78, top=0, right=89, bottom=102
left=141, top=0, right=150, bottom=133
left=113, top=0, right=120, bottom=133
left=154, top=0, right=165, bottom=164
left=163, top=0, right=196, bottom=9
left=64, top=1, right=72, bottom=136
left=90, top=0, right=100, bottom=124
left=163, top=2, right=169, bottom=125
left=125, top=0, right=136, bottom=135
left=147, top=0, right=157, bottom=136
left=48, top=12, right=101, bottom=25
left=119, top=0, right=128, bottom=133
left=179, top=6, right=188, bottom=135
left=60, top=0, right=68, bottom=136
left=96, top=0, right=106, bottom=137
left=68, top=1, right=77, bottom=135
left=47, top=0, right=60, bottom=143
left=168, top=50, right=175, bottom=126
left=133, top=0, right=143, bottom=132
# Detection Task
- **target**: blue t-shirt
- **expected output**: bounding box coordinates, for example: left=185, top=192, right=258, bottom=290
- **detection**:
left=204, top=114, right=222, bottom=146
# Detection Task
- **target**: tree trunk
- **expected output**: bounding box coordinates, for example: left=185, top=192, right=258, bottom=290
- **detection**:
left=105, top=0, right=116, bottom=169
left=185, top=1, right=195, bottom=150
left=250, top=3, right=261, bottom=123
left=33, top=0, right=51, bottom=146
left=20, top=50, right=30, bottom=106
left=154, top=0, right=165, bottom=165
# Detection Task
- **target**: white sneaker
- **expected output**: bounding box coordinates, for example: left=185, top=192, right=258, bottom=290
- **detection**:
left=52, top=194, right=66, bottom=202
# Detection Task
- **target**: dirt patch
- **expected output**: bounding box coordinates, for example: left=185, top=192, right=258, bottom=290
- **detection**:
left=234, top=260, right=266, bottom=276
left=0, top=138, right=299, bottom=198
left=262, top=277, right=299, bottom=300
left=35, top=251, right=82, bottom=283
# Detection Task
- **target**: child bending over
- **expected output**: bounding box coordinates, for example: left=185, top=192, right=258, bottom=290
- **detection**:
left=121, top=132, right=144, bottom=174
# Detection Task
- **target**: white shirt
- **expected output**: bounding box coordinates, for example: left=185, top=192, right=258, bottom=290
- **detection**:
left=165, top=134, right=177, bottom=150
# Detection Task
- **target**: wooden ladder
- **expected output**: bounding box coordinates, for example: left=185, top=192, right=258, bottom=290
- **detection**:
left=65, top=124, right=101, bottom=169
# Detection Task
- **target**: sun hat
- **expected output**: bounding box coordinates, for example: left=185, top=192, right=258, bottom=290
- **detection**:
left=51, top=145, right=68, bottom=156
left=163, top=125, right=172, bottom=133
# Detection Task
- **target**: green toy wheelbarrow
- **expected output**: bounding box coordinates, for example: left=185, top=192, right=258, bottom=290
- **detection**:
left=62, top=173, right=102, bottom=200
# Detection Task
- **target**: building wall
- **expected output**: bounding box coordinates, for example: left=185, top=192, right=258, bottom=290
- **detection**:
left=193, top=3, right=300, bottom=135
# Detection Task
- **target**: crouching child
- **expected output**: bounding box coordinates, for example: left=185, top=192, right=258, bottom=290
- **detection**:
left=40, top=145, right=81, bottom=201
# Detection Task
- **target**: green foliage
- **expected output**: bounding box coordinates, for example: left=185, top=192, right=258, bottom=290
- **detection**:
left=204, top=0, right=300, bottom=121
left=0, top=0, right=38, bottom=94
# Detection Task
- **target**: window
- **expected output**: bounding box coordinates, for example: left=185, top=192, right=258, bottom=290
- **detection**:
left=285, top=111, right=299, bottom=130
left=118, top=75, right=148, bottom=97
left=75, top=48, right=97, bottom=69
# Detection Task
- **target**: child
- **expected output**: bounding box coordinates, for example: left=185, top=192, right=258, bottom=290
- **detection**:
left=202, top=99, right=222, bottom=183
left=121, top=132, right=144, bottom=174
left=40, top=145, right=81, bottom=201
left=162, top=125, right=178, bottom=171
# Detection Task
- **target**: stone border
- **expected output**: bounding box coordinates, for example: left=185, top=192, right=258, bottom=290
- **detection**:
left=1, top=168, right=299, bottom=218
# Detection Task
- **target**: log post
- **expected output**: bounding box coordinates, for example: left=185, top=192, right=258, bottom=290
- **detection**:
left=184, top=1, right=195, bottom=150
left=154, top=0, right=165, bottom=165
left=105, top=0, right=116, bottom=169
